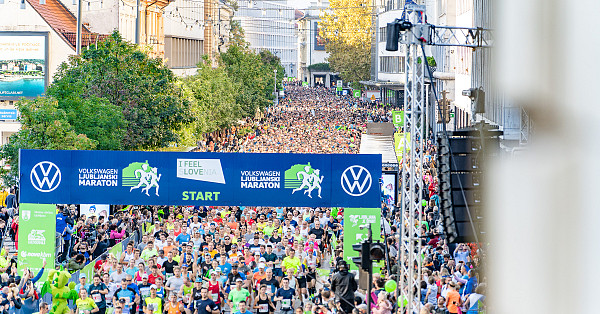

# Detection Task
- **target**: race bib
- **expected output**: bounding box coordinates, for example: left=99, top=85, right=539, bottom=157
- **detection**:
left=267, top=285, right=273, bottom=293
left=92, top=293, right=102, bottom=302
left=166, top=273, right=174, bottom=280
left=259, top=304, right=269, bottom=312
left=282, top=299, right=291, bottom=309
left=211, top=293, right=218, bottom=301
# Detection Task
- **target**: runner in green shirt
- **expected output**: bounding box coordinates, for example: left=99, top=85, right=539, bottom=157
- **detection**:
left=228, top=278, right=250, bottom=312
left=281, top=249, right=301, bottom=275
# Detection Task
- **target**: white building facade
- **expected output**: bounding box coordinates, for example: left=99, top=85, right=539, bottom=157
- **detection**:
left=296, top=0, right=336, bottom=86
left=235, top=0, right=297, bottom=77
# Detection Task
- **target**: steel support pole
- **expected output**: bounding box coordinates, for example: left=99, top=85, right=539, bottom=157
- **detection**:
left=76, top=0, right=82, bottom=54
left=135, top=0, right=140, bottom=44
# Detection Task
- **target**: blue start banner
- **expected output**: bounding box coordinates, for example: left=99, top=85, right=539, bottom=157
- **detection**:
left=19, top=149, right=382, bottom=207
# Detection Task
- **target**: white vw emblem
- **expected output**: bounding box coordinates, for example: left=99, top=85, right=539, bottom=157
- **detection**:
left=30, top=161, right=61, bottom=192
left=341, top=165, right=372, bottom=196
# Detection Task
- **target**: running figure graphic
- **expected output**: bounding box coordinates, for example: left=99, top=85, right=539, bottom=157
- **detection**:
left=130, top=164, right=161, bottom=196
left=292, top=166, right=323, bottom=198
left=305, top=169, right=323, bottom=198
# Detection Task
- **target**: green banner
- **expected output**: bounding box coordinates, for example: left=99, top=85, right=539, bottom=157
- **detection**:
left=302, top=82, right=309, bottom=87
left=394, top=132, right=411, bottom=162
left=343, top=208, right=381, bottom=270
left=18, top=203, right=56, bottom=281
left=353, top=90, right=361, bottom=98
left=336, top=86, right=342, bottom=92
left=392, top=110, right=404, bottom=127
left=387, top=90, right=394, bottom=97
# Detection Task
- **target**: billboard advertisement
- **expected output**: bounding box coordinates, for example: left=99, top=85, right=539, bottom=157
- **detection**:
left=18, top=203, right=55, bottom=282
left=381, top=173, right=396, bottom=206
left=80, top=204, right=110, bottom=219
left=314, top=22, right=326, bottom=51
left=19, top=150, right=382, bottom=207
left=0, top=32, right=48, bottom=100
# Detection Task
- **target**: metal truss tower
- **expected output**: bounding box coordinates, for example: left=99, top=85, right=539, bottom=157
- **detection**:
left=397, top=3, right=493, bottom=313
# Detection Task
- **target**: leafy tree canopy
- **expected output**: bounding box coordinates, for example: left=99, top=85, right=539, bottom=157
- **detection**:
left=319, top=0, right=372, bottom=83
left=0, top=98, right=96, bottom=186
left=48, top=31, right=193, bottom=150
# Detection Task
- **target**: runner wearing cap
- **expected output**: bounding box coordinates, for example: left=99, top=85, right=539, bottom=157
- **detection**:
left=228, top=278, right=250, bottom=313
left=143, top=285, right=162, bottom=314
left=137, top=274, right=152, bottom=312
left=207, top=271, right=222, bottom=309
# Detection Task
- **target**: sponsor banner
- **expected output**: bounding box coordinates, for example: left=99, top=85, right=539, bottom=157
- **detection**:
left=342, top=208, right=381, bottom=270
left=80, top=204, right=110, bottom=218
left=18, top=203, right=55, bottom=281
left=0, top=32, right=48, bottom=100
left=353, top=90, right=361, bottom=98
left=20, top=150, right=381, bottom=207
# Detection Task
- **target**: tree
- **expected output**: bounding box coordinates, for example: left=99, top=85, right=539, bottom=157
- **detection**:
left=229, top=20, right=249, bottom=50
left=48, top=31, right=193, bottom=150
left=319, top=0, right=372, bottom=83
left=0, top=98, right=96, bottom=186
left=179, top=58, right=242, bottom=146
left=220, top=45, right=280, bottom=115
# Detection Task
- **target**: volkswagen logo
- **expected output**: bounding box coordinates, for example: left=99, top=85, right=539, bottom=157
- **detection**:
left=341, top=165, right=372, bottom=196
left=30, top=161, right=61, bottom=192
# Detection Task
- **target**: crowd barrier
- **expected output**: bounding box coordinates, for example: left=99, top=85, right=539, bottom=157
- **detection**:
left=31, top=222, right=155, bottom=313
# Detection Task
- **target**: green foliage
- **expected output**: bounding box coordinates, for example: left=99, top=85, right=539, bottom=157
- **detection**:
left=219, top=45, right=283, bottom=115
left=0, top=98, right=96, bottom=186
left=307, top=63, right=331, bottom=72
left=229, top=21, right=249, bottom=50
left=417, top=56, right=437, bottom=67
left=47, top=31, right=192, bottom=150
left=179, top=57, right=242, bottom=146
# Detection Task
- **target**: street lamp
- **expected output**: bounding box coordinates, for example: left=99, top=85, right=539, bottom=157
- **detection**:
left=274, top=69, right=278, bottom=106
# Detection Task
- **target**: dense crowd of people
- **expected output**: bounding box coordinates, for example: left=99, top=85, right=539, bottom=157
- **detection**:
left=0, top=85, right=484, bottom=314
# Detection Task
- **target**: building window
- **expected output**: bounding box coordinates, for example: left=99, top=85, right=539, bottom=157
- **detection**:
left=379, top=56, right=406, bottom=73
left=379, top=27, right=387, bottom=42
left=164, top=37, right=204, bottom=68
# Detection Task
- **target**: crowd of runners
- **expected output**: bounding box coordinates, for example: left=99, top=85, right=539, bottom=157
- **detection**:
left=0, top=85, right=484, bottom=314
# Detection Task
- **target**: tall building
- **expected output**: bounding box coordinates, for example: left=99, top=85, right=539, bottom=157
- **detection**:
left=60, top=0, right=171, bottom=58
left=361, top=0, right=408, bottom=105
left=203, top=0, right=234, bottom=65
left=235, top=0, right=297, bottom=76
left=296, top=0, right=337, bottom=87
left=163, top=0, right=206, bottom=75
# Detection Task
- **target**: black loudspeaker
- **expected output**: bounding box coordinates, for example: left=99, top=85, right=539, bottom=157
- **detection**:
left=386, top=22, right=401, bottom=51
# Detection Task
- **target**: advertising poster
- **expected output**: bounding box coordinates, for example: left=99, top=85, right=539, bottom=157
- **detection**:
left=343, top=208, right=381, bottom=270
left=381, top=173, right=396, bottom=206
left=17, top=203, right=55, bottom=281
left=0, top=33, right=47, bottom=99
left=314, top=22, right=326, bottom=51
left=80, top=204, right=110, bottom=219
left=20, top=150, right=382, bottom=208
